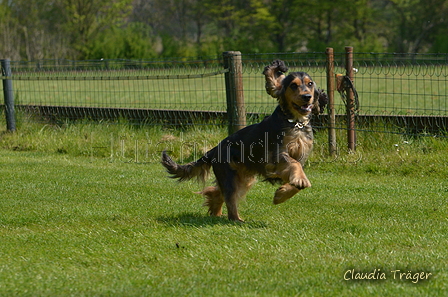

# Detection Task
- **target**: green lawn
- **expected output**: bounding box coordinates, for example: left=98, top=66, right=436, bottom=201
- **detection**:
left=0, top=124, right=447, bottom=296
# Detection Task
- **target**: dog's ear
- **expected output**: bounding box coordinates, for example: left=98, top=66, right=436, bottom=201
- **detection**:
left=263, top=60, right=288, bottom=98
left=312, top=88, right=329, bottom=115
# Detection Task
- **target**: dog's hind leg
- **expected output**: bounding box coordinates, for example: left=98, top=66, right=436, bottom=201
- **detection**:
left=226, top=173, right=255, bottom=222
left=213, top=165, right=254, bottom=222
left=199, top=186, right=224, bottom=217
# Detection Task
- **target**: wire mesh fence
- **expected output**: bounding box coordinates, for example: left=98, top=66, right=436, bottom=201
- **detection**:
left=6, top=59, right=227, bottom=107
left=1, top=52, right=447, bottom=137
left=349, top=53, right=448, bottom=136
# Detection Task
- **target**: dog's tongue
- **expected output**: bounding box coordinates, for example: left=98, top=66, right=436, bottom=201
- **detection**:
left=301, top=104, right=312, bottom=112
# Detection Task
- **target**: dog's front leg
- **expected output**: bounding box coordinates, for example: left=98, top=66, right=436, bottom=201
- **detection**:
left=268, top=153, right=311, bottom=188
left=287, top=160, right=311, bottom=190
left=272, top=162, right=309, bottom=205
left=273, top=183, right=300, bottom=204
left=267, top=153, right=311, bottom=204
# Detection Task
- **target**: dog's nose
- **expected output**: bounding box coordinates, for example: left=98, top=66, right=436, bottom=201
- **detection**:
left=302, top=94, right=312, bottom=102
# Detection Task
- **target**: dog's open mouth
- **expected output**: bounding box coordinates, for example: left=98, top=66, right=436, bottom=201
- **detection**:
left=293, top=103, right=313, bottom=113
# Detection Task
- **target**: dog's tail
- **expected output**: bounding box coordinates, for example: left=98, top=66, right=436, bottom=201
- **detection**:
left=161, top=150, right=213, bottom=183
left=263, top=59, right=288, bottom=98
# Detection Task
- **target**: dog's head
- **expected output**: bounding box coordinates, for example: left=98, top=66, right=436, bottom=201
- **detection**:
left=280, top=72, right=316, bottom=119
left=263, top=60, right=327, bottom=120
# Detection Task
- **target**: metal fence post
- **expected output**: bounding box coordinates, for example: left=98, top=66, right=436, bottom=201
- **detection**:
left=1, top=59, right=16, bottom=132
left=223, top=51, right=246, bottom=135
left=326, top=48, right=337, bottom=157
left=345, top=47, right=356, bottom=151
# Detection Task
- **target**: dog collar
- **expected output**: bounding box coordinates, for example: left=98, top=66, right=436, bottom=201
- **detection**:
left=287, top=118, right=309, bottom=129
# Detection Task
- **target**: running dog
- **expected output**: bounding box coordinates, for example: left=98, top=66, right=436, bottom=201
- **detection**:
left=161, top=60, right=327, bottom=221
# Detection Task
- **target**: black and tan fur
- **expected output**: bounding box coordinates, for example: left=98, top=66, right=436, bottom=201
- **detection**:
left=162, top=60, right=327, bottom=221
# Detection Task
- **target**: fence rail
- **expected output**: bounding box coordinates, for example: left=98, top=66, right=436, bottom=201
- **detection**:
left=2, top=51, right=448, bottom=144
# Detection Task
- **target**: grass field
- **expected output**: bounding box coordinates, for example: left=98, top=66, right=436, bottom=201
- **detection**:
left=0, top=121, right=447, bottom=296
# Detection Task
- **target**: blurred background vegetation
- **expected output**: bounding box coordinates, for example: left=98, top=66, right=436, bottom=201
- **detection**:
left=1, top=0, right=447, bottom=61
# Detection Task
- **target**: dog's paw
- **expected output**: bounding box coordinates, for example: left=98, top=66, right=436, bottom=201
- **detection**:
left=290, top=176, right=311, bottom=189
left=273, top=183, right=299, bottom=204
left=263, top=59, right=288, bottom=76
left=228, top=214, right=245, bottom=222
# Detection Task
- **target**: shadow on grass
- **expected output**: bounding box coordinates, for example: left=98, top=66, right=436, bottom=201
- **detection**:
left=157, top=212, right=268, bottom=229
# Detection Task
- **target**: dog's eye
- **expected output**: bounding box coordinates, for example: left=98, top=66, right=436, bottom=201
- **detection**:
left=289, top=83, right=298, bottom=90
left=307, top=81, right=314, bottom=87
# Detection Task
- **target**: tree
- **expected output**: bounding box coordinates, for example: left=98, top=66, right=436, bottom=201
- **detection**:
left=60, top=0, right=133, bottom=59
left=1, top=0, right=447, bottom=61
left=0, top=2, right=21, bottom=60
left=0, top=0, right=68, bottom=60
left=384, top=0, right=448, bottom=53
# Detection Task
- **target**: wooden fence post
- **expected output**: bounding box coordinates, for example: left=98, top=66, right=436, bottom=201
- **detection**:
left=1, top=59, right=16, bottom=132
left=345, top=46, right=356, bottom=151
left=223, top=51, right=246, bottom=135
left=326, top=48, right=337, bottom=157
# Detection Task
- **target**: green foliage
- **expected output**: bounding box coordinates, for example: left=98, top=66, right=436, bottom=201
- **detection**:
left=85, top=23, right=157, bottom=59
left=431, top=27, right=448, bottom=53
left=1, top=0, right=447, bottom=60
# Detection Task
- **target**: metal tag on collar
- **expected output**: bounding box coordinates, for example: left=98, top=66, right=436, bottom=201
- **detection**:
left=288, top=119, right=304, bottom=129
